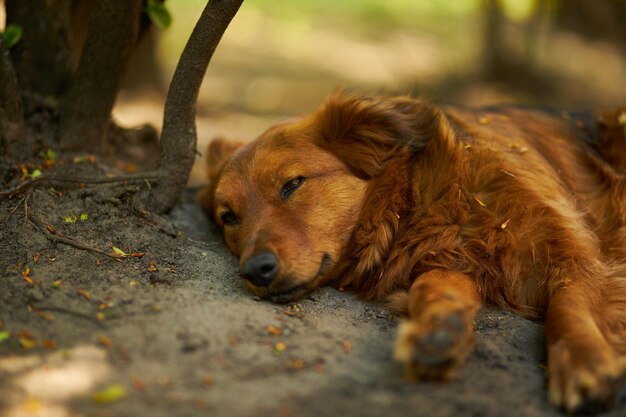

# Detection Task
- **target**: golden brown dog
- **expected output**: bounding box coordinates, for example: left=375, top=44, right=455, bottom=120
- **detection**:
left=199, top=93, right=626, bottom=413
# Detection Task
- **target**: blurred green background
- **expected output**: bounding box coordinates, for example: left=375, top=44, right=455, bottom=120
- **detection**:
left=111, top=0, right=626, bottom=182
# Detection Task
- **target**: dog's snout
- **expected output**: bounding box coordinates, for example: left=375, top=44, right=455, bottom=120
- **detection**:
left=241, top=251, right=279, bottom=287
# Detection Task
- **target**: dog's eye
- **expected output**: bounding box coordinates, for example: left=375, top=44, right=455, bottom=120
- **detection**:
left=220, top=211, right=238, bottom=226
left=281, top=176, right=305, bottom=200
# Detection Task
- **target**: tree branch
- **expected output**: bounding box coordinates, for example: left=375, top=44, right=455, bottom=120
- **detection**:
left=148, top=0, right=244, bottom=213
left=0, top=37, right=26, bottom=156
left=58, top=0, right=142, bottom=151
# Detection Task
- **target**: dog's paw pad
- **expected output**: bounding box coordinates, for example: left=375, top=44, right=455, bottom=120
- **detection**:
left=394, top=311, right=473, bottom=380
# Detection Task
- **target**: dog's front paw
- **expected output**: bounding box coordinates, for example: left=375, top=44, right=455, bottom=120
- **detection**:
left=394, top=310, right=475, bottom=380
left=548, top=338, right=625, bottom=414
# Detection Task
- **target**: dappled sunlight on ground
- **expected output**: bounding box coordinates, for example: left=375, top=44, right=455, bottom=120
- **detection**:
left=0, top=345, right=112, bottom=417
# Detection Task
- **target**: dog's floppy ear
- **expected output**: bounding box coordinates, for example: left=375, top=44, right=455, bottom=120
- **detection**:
left=198, top=137, right=243, bottom=212
left=313, top=93, right=440, bottom=179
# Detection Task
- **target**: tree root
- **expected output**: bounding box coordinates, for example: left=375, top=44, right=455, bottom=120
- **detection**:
left=34, top=305, right=106, bottom=326
left=1, top=172, right=159, bottom=200
left=24, top=194, right=121, bottom=260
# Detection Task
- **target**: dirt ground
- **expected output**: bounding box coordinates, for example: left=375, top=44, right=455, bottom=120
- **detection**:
left=1, top=171, right=625, bottom=417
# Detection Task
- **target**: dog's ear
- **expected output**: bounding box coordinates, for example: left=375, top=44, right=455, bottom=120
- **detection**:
left=198, top=137, right=243, bottom=212
left=313, top=93, right=440, bottom=179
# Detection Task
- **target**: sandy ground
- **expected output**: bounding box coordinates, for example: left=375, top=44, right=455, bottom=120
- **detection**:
left=1, top=183, right=625, bottom=417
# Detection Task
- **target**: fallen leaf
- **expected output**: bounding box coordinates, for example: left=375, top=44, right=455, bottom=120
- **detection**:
left=286, top=359, right=304, bottom=370
left=62, top=213, right=77, bottom=223
left=0, top=331, right=10, bottom=342
left=51, top=279, right=62, bottom=288
left=131, top=376, right=145, bottom=391
left=111, top=246, right=128, bottom=257
left=42, top=149, right=57, bottom=163
left=266, top=325, right=282, bottom=336
left=18, top=162, right=28, bottom=177
left=478, top=116, right=490, bottom=125
left=19, top=336, right=36, bottom=350
left=96, top=312, right=105, bottom=321
left=77, top=289, right=91, bottom=300
left=500, top=219, right=511, bottom=229
left=22, top=398, right=42, bottom=413
left=98, top=335, right=112, bottom=348
left=17, top=330, right=33, bottom=338
left=202, top=374, right=214, bottom=387
left=21, top=268, right=33, bottom=285
left=35, top=310, right=54, bottom=321
left=41, top=339, right=57, bottom=349
left=80, top=213, right=89, bottom=221
left=130, top=252, right=145, bottom=258
left=274, top=342, right=287, bottom=356
left=33, top=252, right=41, bottom=263
left=343, top=340, right=352, bottom=354
left=46, top=225, right=57, bottom=234
left=147, top=262, right=158, bottom=273
left=92, top=384, right=126, bottom=404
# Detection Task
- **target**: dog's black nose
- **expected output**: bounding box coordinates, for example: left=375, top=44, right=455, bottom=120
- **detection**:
left=241, top=251, right=279, bottom=287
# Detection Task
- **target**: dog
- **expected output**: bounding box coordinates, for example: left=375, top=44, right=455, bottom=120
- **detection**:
left=198, top=92, right=626, bottom=413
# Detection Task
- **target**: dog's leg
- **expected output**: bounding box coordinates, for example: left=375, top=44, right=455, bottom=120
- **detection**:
left=546, top=281, right=626, bottom=413
left=394, top=270, right=481, bottom=380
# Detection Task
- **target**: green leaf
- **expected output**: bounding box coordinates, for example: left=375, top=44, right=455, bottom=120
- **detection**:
left=92, top=384, right=126, bottom=404
left=62, top=213, right=78, bottom=224
left=44, top=149, right=57, bottom=162
left=29, top=169, right=42, bottom=178
left=0, top=331, right=10, bottom=343
left=2, top=24, right=23, bottom=48
left=80, top=213, right=89, bottom=221
left=145, top=1, right=172, bottom=31
left=111, top=246, right=128, bottom=256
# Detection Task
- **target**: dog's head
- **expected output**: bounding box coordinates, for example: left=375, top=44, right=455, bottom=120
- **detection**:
left=200, top=93, right=439, bottom=302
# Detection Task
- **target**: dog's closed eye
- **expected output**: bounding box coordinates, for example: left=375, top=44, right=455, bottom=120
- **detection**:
left=281, top=176, right=305, bottom=200
left=220, top=210, right=238, bottom=226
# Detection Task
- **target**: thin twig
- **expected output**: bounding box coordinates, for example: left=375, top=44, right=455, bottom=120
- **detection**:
left=24, top=195, right=120, bottom=259
left=183, top=235, right=222, bottom=248
left=34, top=305, right=105, bottom=326
left=0, top=171, right=159, bottom=199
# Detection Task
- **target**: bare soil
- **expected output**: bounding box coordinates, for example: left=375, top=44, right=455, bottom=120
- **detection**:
left=1, top=166, right=625, bottom=417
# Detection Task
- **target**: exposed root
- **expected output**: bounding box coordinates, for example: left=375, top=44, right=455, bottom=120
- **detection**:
left=0, top=172, right=159, bottom=200
left=24, top=194, right=121, bottom=260
left=34, top=305, right=105, bottom=326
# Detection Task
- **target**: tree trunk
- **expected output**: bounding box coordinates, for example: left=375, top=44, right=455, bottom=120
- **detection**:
left=5, top=0, right=73, bottom=96
left=57, top=0, right=142, bottom=151
left=148, top=0, right=244, bottom=214
left=482, top=0, right=508, bottom=81
left=0, top=38, right=26, bottom=156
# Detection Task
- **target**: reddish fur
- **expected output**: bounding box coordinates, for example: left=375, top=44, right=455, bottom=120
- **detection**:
left=199, top=93, right=626, bottom=413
